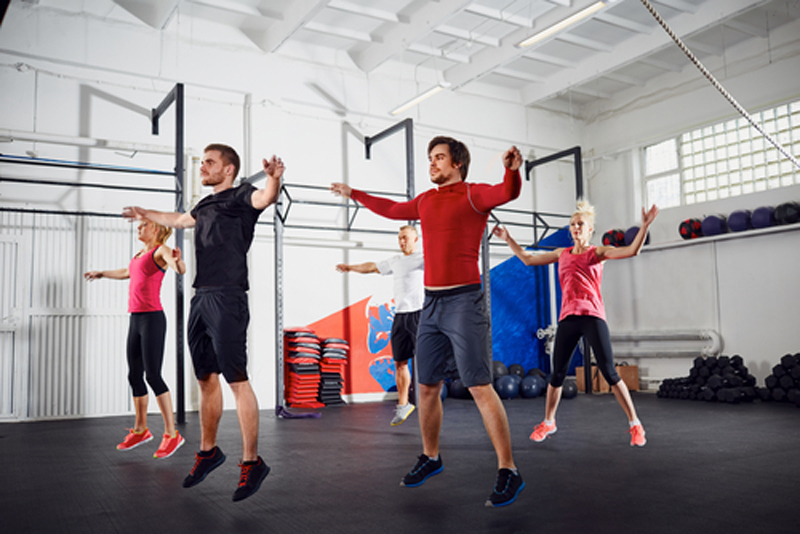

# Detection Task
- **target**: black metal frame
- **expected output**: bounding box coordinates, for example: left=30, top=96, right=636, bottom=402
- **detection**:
left=0, top=83, right=188, bottom=419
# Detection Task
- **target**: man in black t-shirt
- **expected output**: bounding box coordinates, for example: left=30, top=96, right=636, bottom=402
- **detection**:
left=123, top=143, right=283, bottom=502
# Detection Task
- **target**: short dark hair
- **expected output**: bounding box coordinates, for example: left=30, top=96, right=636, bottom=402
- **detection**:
left=428, top=136, right=470, bottom=180
left=204, top=143, right=240, bottom=178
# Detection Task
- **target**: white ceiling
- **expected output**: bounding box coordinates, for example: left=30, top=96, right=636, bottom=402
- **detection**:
left=9, top=0, right=800, bottom=116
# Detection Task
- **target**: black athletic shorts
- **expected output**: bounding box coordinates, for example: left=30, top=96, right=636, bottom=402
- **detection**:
left=391, top=310, right=420, bottom=363
left=187, top=287, right=249, bottom=383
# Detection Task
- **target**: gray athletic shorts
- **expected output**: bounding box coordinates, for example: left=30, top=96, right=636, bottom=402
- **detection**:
left=416, top=284, right=492, bottom=388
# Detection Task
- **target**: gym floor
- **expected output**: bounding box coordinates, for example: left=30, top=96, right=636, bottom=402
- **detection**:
left=2, top=392, right=798, bottom=534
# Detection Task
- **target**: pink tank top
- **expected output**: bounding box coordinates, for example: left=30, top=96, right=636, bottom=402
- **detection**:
left=128, top=247, right=166, bottom=313
left=558, top=246, right=606, bottom=321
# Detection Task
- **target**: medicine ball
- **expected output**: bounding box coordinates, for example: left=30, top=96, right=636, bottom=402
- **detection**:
left=520, top=375, right=543, bottom=398
left=679, top=218, right=703, bottom=239
left=508, top=363, right=525, bottom=377
left=776, top=201, right=800, bottom=225
left=751, top=206, right=776, bottom=228
left=449, top=379, right=471, bottom=399
left=526, top=367, right=545, bottom=378
left=701, top=214, right=728, bottom=236
left=562, top=379, right=578, bottom=399
left=728, top=209, right=752, bottom=232
left=440, top=381, right=448, bottom=401
left=602, top=228, right=625, bottom=247
left=492, top=360, right=508, bottom=379
left=623, top=226, right=650, bottom=246
left=495, top=375, right=520, bottom=400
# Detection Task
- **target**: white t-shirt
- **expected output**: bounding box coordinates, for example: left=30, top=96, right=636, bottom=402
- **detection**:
left=376, top=251, right=424, bottom=313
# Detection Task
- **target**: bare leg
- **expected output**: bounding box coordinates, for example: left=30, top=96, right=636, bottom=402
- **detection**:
left=418, top=382, right=443, bottom=458
left=396, top=360, right=411, bottom=406
left=611, top=380, right=638, bottom=422
left=469, top=384, right=516, bottom=470
left=133, top=395, right=148, bottom=432
left=544, top=384, right=563, bottom=422
left=198, top=374, right=223, bottom=452
left=229, top=379, right=260, bottom=462
left=155, top=391, right=176, bottom=436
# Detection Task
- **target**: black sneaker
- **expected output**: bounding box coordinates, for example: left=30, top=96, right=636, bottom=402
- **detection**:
left=182, top=446, right=226, bottom=488
left=232, top=456, right=270, bottom=502
left=485, top=468, right=525, bottom=507
left=400, top=454, right=443, bottom=487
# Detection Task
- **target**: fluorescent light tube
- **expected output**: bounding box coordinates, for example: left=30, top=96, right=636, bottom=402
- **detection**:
left=517, top=2, right=606, bottom=48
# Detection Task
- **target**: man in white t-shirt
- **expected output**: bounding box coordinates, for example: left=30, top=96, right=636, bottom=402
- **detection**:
left=336, top=225, right=424, bottom=426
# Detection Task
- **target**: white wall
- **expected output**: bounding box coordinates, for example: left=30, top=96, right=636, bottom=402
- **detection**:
left=581, top=24, right=800, bottom=384
left=0, top=4, right=580, bottom=419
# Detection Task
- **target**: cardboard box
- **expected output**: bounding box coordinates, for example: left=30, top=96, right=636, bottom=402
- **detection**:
left=576, top=365, right=639, bottom=393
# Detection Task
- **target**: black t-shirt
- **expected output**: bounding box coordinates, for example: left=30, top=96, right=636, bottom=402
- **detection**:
left=190, top=184, right=264, bottom=290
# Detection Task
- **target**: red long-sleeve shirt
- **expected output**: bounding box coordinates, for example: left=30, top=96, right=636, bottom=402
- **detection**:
left=351, top=168, right=521, bottom=287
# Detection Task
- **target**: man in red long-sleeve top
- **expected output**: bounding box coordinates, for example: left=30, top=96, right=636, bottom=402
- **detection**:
left=331, top=136, right=525, bottom=507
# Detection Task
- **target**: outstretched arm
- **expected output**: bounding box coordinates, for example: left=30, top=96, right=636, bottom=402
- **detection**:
left=597, top=205, right=659, bottom=261
left=492, top=224, right=561, bottom=266
left=336, top=262, right=379, bottom=274
left=155, top=245, right=187, bottom=275
left=84, top=268, right=129, bottom=281
left=330, top=184, right=420, bottom=221
left=122, top=207, right=195, bottom=229
left=251, top=155, right=284, bottom=210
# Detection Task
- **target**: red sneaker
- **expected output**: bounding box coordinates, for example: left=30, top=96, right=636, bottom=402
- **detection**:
left=117, top=428, right=153, bottom=451
left=154, top=431, right=185, bottom=459
left=630, top=424, right=647, bottom=447
left=529, top=421, right=557, bottom=442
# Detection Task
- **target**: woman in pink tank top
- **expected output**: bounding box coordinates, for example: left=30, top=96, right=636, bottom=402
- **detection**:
left=494, top=200, right=658, bottom=447
left=85, top=219, right=186, bottom=459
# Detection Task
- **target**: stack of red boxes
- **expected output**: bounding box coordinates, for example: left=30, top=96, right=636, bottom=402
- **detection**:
left=317, top=338, right=349, bottom=406
left=284, top=327, right=324, bottom=409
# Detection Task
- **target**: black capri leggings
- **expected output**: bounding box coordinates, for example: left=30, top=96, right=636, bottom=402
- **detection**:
left=126, top=311, right=169, bottom=397
left=550, top=315, right=620, bottom=388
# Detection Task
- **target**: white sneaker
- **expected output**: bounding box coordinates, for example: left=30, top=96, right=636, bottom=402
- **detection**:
left=390, top=403, right=416, bottom=426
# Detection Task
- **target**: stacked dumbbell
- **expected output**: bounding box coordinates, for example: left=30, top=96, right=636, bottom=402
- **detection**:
left=757, top=353, right=800, bottom=406
left=657, top=355, right=757, bottom=403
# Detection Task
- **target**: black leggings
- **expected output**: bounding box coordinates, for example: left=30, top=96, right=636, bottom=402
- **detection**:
left=126, top=311, right=169, bottom=397
left=550, top=315, right=620, bottom=388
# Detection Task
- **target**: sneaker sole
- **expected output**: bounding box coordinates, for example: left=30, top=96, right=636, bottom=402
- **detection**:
left=530, top=428, right=556, bottom=442
left=154, top=437, right=185, bottom=459
left=486, top=480, right=526, bottom=508
left=183, top=453, right=226, bottom=488
left=232, top=465, right=270, bottom=502
left=390, top=406, right=416, bottom=426
left=117, top=435, right=153, bottom=451
left=400, top=465, right=443, bottom=488
left=631, top=437, right=647, bottom=447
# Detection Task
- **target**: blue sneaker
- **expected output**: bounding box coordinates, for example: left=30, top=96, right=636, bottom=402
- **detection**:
left=485, top=468, right=525, bottom=507
left=400, top=454, right=443, bottom=487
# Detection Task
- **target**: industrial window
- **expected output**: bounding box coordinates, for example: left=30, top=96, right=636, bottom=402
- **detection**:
left=642, top=99, right=800, bottom=207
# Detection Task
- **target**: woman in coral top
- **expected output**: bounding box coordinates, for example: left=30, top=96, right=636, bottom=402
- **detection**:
left=85, top=219, right=186, bottom=458
left=494, top=200, right=658, bottom=447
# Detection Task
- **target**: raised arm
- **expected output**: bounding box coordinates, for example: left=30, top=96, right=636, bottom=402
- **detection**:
left=597, top=205, right=659, bottom=261
left=471, top=146, right=523, bottom=212
left=155, top=245, right=187, bottom=275
left=330, top=184, right=420, bottom=221
left=122, top=206, right=195, bottom=229
left=251, top=155, right=284, bottom=210
left=492, top=224, right=561, bottom=267
left=84, top=267, right=129, bottom=281
left=336, top=262, right=379, bottom=274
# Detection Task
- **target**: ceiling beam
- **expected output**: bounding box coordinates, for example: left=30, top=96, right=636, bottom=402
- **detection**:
left=556, top=33, right=613, bottom=52
left=464, top=2, right=555, bottom=29
left=724, top=18, right=769, bottom=39
left=443, top=0, right=608, bottom=90
left=347, top=0, right=473, bottom=73
left=435, top=24, right=500, bottom=47
left=113, top=0, right=180, bottom=29
left=327, top=0, right=403, bottom=23
left=651, top=0, right=698, bottom=14
left=518, top=0, right=773, bottom=106
left=594, top=11, right=654, bottom=35
left=493, top=67, right=545, bottom=83
left=241, top=0, right=329, bottom=53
